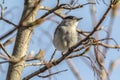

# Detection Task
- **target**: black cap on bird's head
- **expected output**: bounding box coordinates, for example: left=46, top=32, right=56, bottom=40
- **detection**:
left=64, top=16, right=83, bottom=21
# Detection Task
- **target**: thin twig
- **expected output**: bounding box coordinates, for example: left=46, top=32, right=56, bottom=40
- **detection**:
left=49, top=49, right=57, bottom=62
left=57, top=0, right=60, bottom=6
left=67, top=47, right=90, bottom=59
left=98, top=42, right=120, bottom=49
left=25, top=62, right=45, bottom=67
left=0, top=42, right=11, bottom=58
left=0, top=60, right=8, bottom=64
left=38, top=69, right=68, bottom=78
left=39, top=6, right=66, bottom=18
left=26, top=2, right=95, bottom=27
left=3, top=37, right=15, bottom=46
left=0, top=28, right=17, bottom=41
left=62, top=2, right=95, bottom=9
left=0, top=17, right=18, bottom=27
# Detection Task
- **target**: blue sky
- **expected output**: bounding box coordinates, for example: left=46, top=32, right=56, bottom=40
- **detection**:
left=0, top=0, right=120, bottom=80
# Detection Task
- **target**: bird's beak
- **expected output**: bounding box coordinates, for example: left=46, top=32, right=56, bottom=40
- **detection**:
left=77, top=18, right=83, bottom=21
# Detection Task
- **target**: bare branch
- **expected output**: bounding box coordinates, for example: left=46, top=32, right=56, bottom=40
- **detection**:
left=0, top=17, right=18, bottom=27
left=3, top=37, right=15, bottom=46
left=38, top=69, right=68, bottom=78
left=34, top=50, right=44, bottom=60
left=0, top=60, right=8, bottom=64
left=56, top=0, right=60, bottom=6
left=67, top=47, right=90, bottom=59
left=25, top=62, right=45, bottom=67
left=0, top=53, right=9, bottom=60
left=62, top=2, right=95, bottom=10
left=98, top=42, right=120, bottom=49
left=26, top=2, right=95, bottom=27
left=38, top=6, right=65, bottom=19
left=0, top=42, right=11, bottom=58
left=0, top=4, right=5, bottom=17
left=0, top=28, right=17, bottom=41
left=49, top=49, right=57, bottom=62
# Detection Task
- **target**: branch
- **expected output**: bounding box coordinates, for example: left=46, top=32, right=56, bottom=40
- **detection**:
left=49, top=49, right=57, bottom=62
left=25, top=62, right=45, bottom=67
left=62, top=2, right=95, bottom=9
left=98, top=42, right=120, bottom=49
left=25, top=2, right=95, bottom=27
left=0, top=17, right=18, bottom=27
left=0, top=28, right=17, bottom=41
left=0, top=42, right=11, bottom=58
left=38, top=69, right=68, bottom=78
left=67, top=47, right=90, bottom=59
left=39, top=6, right=65, bottom=18
left=3, top=37, right=15, bottom=46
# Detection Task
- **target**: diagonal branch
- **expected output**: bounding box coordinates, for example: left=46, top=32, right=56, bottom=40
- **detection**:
left=0, top=42, right=11, bottom=58
left=0, top=17, right=18, bottom=27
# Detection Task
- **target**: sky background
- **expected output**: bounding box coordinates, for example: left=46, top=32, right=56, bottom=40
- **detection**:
left=0, top=0, right=120, bottom=80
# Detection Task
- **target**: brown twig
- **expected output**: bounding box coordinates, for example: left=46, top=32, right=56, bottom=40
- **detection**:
left=26, top=2, right=95, bottom=27
left=38, top=69, right=68, bottom=78
left=67, top=47, right=90, bottom=59
left=49, top=49, right=57, bottom=62
left=0, top=4, right=4, bottom=17
left=0, top=42, right=11, bottom=58
left=62, top=2, right=95, bottom=9
left=0, top=17, right=18, bottom=27
left=25, top=62, right=45, bottom=67
left=98, top=42, right=120, bottom=49
left=0, top=28, right=17, bottom=41
left=3, top=37, right=15, bottom=46
left=0, top=53, right=9, bottom=60
left=0, top=60, right=8, bottom=64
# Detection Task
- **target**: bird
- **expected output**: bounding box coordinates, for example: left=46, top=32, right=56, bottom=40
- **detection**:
left=53, top=16, right=82, bottom=51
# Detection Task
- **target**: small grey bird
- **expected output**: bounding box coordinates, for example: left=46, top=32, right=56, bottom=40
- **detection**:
left=53, top=16, right=82, bottom=51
